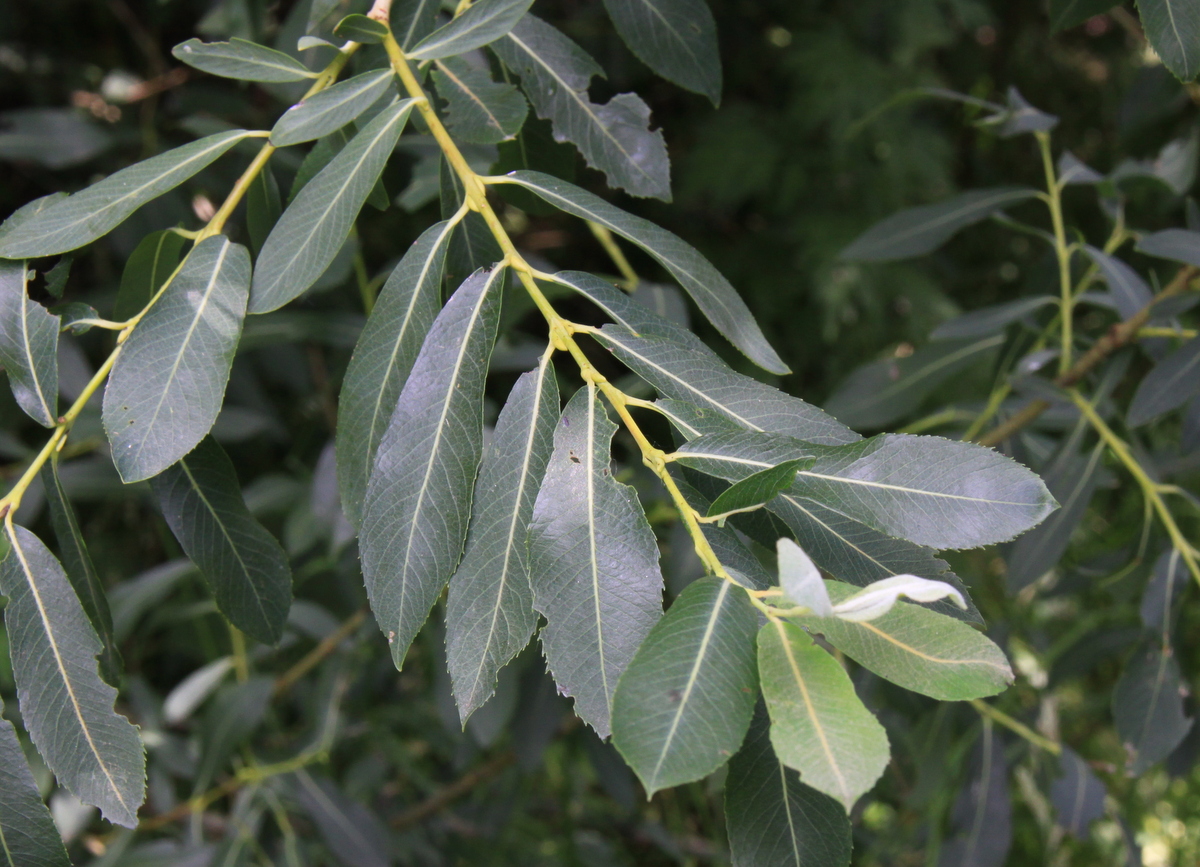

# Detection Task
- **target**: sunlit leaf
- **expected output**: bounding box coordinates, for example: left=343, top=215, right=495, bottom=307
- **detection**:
left=776, top=538, right=832, bottom=617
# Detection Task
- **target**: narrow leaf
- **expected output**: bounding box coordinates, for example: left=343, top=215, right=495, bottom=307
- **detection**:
left=171, top=38, right=318, bottom=82
left=612, top=577, right=759, bottom=794
left=758, top=620, right=890, bottom=809
left=41, top=460, right=122, bottom=686
left=792, top=581, right=1011, bottom=700
left=707, top=459, right=809, bottom=518
left=151, top=437, right=293, bottom=644
left=336, top=220, right=454, bottom=527
left=1085, top=245, right=1153, bottom=320
left=433, top=57, right=528, bottom=144
left=1139, top=0, right=1200, bottom=81
left=724, top=705, right=852, bottom=867
left=251, top=99, right=415, bottom=314
left=0, top=260, right=58, bottom=427
left=0, top=130, right=254, bottom=259
left=1113, top=640, right=1194, bottom=773
left=393, top=0, right=440, bottom=50
left=446, top=355, right=559, bottom=722
left=839, top=188, right=1040, bottom=262
left=601, top=0, right=721, bottom=105
left=408, top=0, right=536, bottom=60
left=492, top=17, right=672, bottom=200
left=292, top=771, right=391, bottom=867
left=1128, top=335, right=1200, bottom=426
left=528, top=383, right=664, bottom=737
left=103, top=236, right=251, bottom=483
left=270, top=69, right=396, bottom=147
left=776, top=538, right=832, bottom=617
left=246, top=164, right=281, bottom=258
left=0, top=525, right=144, bottom=827
left=930, top=297, right=1056, bottom=340
left=939, top=724, right=1012, bottom=867
left=359, top=266, right=505, bottom=667
left=332, top=13, right=390, bottom=44
left=1137, top=227, right=1200, bottom=265
left=113, top=230, right=186, bottom=322
left=1141, top=547, right=1186, bottom=633
left=1049, top=746, right=1106, bottom=838
left=0, top=696, right=71, bottom=867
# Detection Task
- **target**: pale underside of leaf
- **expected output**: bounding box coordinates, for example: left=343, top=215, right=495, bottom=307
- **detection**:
left=0, top=260, right=58, bottom=427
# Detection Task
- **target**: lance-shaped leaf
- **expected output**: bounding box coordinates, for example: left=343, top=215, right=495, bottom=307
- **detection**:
left=839, top=188, right=1040, bottom=262
left=1139, top=0, right=1200, bottom=82
left=433, top=57, right=528, bottom=144
left=151, top=437, right=293, bottom=644
left=0, top=696, right=71, bottom=867
left=271, top=69, right=396, bottom=147
left=931, top=297, right=1057, bottom=340
left=707, top=459, right=809, bottom=518
left=528, top=383, right=664, bottom=737
left=394, top=0, right=440, bottom=50
left=0, top=130, right=254, bottom=259
left=0, top=260, right=58, bottom=427
left=724, top=705, right=852, bottom=867
left=250, top=99, right=415, bottom=314
left=777, top=538, right=832, bottom=617
left=246, top=164, right=281, bottom=258
left=446, top=356, right=559, bottom=722
left=104, top=236, right=251, bottom=483
left=409, top=0, right=535, bottom=60
left=594, top=325, right=853, bottom=442
left=1049, top=746, right=1106, bottom=838
left=548, top=269, right=683, bottom=338
left=939, top=723, right=1011, bottom=867
left=1141, top=548, right=1186, bottom=633
left=1084, top=246, right=1152, bottom=320
left=612, top=577, right=758, bottom=794
left=792, top=581, right=1011, bottom=700
left=502, top=173, right=791, bottom=373
left=758, top=620, right=889, bottom=809
left=1113, top=640, right=1194, bottom=773
left=336, top=220, right=454, bottom=527
left=41, top=461, right=122, bottom=686
left=787, top=434, right=1056, bottom=550
left=113, top=229, right=186, bottom=321
left=172, top=38, right=318, bottom=82
left=492, top=18, right=671, bottom=200
left=1128, top=335, right=1200, bottom=426
left=602, top=0, right=721, bottom=105
left=360, top=266, right=505, bottom=667
left=0, top=525, right=145, bottom=827
left=1137, top=228, right=1200, bottom=266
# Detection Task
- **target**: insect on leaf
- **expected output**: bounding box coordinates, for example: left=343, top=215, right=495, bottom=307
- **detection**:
left=0, top=260, right=59, bottom=427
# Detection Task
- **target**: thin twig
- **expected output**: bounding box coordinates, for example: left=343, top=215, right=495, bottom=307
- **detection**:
left=273, top=609, right=367, bottom=697
left=969, top=699, right=1061, bottom=755
left=390, top=752, right=515, bottom=829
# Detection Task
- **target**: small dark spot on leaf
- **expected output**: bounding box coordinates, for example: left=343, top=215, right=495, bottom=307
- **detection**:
left=667, top=689, right=683, bottom=703
left=568, top=450, right=581, bottom=463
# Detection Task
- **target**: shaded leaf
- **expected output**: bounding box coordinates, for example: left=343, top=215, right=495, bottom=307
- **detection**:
left=0, top=696, right=71, bottom=867
left=0, top=130, right=253, bottom=259
left=151, top=437, right=293, bottom=644
left=246, top=163, right=281, bottom=259
left=447, top=355, right=558, bottom=722
left=1049, top=746, right=1106, bottom=838
left=0, top=260, right=58, bottom=427
left=1137, top=228, right=1200, bottom=266
left=980, top=86, right=1058, bottom=137
left=1128, top=335, right=1200, bottom=426
left=332, top=13, right=389, bottom=44
left=292, top=770, right=391, bottom=867
left=409, top=0, right=536, bottom=61
left=839, top=188, right=1040, bottom=262
left=0, top=525, right=144, bottom=827
left=433, top=57, right=528, bottom=144
left=250, top=99, right=415, bottom=313
left=1141, top=547, right=1187, bottom=632
left=103, top=236, right=251, bottom=483
left=707, top=459, right=809, bottom=518
left=359, top=266, right=505, bottom=667
left=758, top=620, right=889, bottom=809
left=492, top=17, right=672, bottom=200
left=612, top=577, right=758, bottom=794
left=193, top=678, right=272, bottom=794
left=270, top=69, right=395, bottom=147
left=931, top=297, right=1056, bottom=340
left=171, top=38, right=317, bottom=82
left=0, top=107, right=113, bottom=170
left=1113, top=639, right=1193, bottom=773
left=601, top=0, right=721, bottom=105
left=1139, top=0, right=1200, bottom=81
left=938, top=723, right=1011, bottom=867
left=440, top=158, right=506, bottom=288
left=113, top=230, right=186, bottom=322
left=671, top=474, right=774, bottom=591
left=393, top=0, right=440, bottom=50
left=528, top=383, right=664, bottom=737
left=1085, top=246, right=1152, bottom=320
left=1049, top=0, right=1120, bottom=32
left=336, top=219, right=454, bottom=528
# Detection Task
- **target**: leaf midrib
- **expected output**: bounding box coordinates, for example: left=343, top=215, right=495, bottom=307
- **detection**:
left=586, top=384, right=610, bottom=707
left=17, top=279, right=52, bottom=424
left=855, top=620, right=1008, bottom=671
left=436, top=62, right=506, bottom=134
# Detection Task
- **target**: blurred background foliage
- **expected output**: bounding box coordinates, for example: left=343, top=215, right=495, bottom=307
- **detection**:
left=2, top=0, right=1199, bottom=865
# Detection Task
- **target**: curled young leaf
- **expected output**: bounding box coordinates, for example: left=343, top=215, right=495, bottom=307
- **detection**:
left=830, top=574, right=966, bottom=622
left=776, top=538, right=832, bottom=617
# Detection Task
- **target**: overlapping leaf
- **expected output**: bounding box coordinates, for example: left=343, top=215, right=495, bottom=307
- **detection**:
left=359, top=266, right=505, bottom=667
left=104, top=236, right=251, bottom=483
left=612, top=577, right=758, bottom=794
left=271, top=69, right=396, bottom=147
left=1113, top=639, right=1194, bottom=773
left=0, top=260, right=58, bottom=427
left=446, top=355, right=558, bottom=722
left=246, top=165, right=281, bottom=258
left=433, top=57, right=528, bottom=144
left=1139, top=0, right=1200, bottom=81
left=0, top=525, right=144, bottom=827
left=1128, top=335, right=1200, bottom=426
left=528, top=383, right=664, bottom=737
left=1085, top=245, right=1152, bottom=320
left=112, top=229, right=186, bottom=321
left=707, top=459, right=809, bottom=518
left=172, top=38, right=317, bottom=82
left=0, top=696, right=71, bottom=867
left=408, top=0, right=536, bottom=61
left=1137, top=227, right=1200, bottom=265
left=601, top=0, right=722, bottom=105
left=393, top=0, right=440, bottom=50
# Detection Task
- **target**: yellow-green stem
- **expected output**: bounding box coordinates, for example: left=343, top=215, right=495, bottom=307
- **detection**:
left=229, top=626, right=249, bottom=682
left=588, top=222, right=639, bottom=289
left=970, top=698, right=1061, bottom=755
left=1036, top=131, right=1074, bottom=375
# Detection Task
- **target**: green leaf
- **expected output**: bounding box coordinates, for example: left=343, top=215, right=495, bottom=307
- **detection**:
left=724, top=705, right=852, bottom=867
left=250, top=99, right=414, bottom=313
left=113, top=230, right=187, bottom=322
left=0, top=524, right=145, bottom=827
left=1129, top=335, right=1200, bottom=426
left=707, top=459, right=810, bottom=518
left=0, top=696, right=71, bottom=867
left=393, top=0, right=441, bottom=50
left=612, top=577, right=758, bottom=794
left=246, top=163, right=282, bottom=259
left=0, top=130, right=254, bottom=259
left=270, top=69, right=396, bottom=147
left=940, top=723, right=1012, bottom=866
left=408, top=0, right=536, bottom=61
left=601, top=0, right=721, bottom=105
left=440, top=157, right=506, bottom=288
left=930, top=297, right=1056, bottom=340
left=1048, top=746, right=1107, bottom=837
left=549, top=270, right=679, bottom=337
left=757, top=620, right=889, bottom=809
left=42, top=256, right=71, bottom=299
left=359, top=266, right=505, bottom=667
left=492, top=17, right=672, bottom=200
left=103, top=236, right=251, bottom=483
left=171, top=37, right=318, bottom=82
left=1085, top=245, right=1153, bottom=320
left=446, top=355, right=558, bottom=722
left=1139, top=0, right=1200, bottom=81
left=433, top=57, right=528, bottom=144
left=528, top=383, right=665, bottom=737
left=41, top=460, right=122, bottom=687
left=0, top=260, right=58, bottom=428
left=1137, top=228, right=1200, bottom=266
left=501, top=173, right=789, bottom=371
left=1113, top=639, right=1194, bottom=773
left=332, top=13, right=390, bottom=44
left=839, top=188, right=1040, bottom=262
left=777, top=538, right=832, bottom=616
left=151, top=437, right=293, bottom=644
left=292, top=770, right=392, bottom=867
left=792, top=581, right=1011, bottom=700
left=1049, top=0, right=1119, bottom=31
left=336, top=219, right=454, bottom=528
left=667, top=475, right=773, bottom=591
